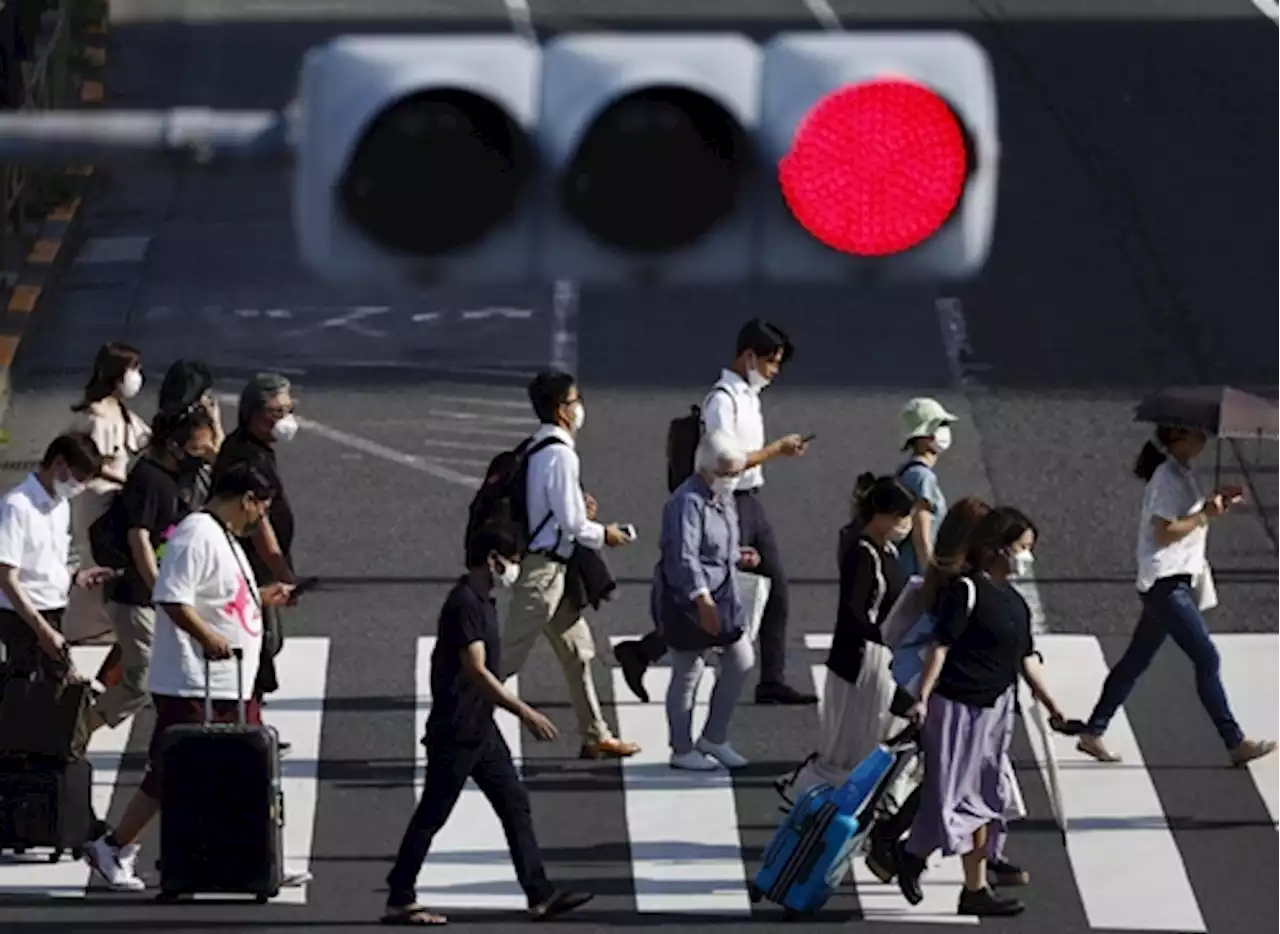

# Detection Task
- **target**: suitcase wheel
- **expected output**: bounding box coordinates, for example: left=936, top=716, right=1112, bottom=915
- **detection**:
left=70, top=847, right=84, bottom=860
left=12, top=846, right=25, bottom=856
left=48, top=849, right=62, bottom=863
left=747, top=883, right=763, bottom=904
left=155, top=890, right=184, bottom=904
left=783, top=908, right=803, bottom=922
left=255, top=894, right=270, bottom=905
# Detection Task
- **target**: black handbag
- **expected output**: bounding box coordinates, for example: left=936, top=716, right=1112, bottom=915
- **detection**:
left=0, top=656, right=95, bottom=761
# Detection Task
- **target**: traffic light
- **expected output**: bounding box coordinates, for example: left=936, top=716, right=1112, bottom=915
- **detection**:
left=291, top=31, right=998, bottom=286
left=757, top=32, right=999, bottom=283
left=292, top=35, right=541, bottom=284
left=535, top=34, right=761, bottom=284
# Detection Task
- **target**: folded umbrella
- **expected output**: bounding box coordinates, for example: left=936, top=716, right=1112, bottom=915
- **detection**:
left=1134, top=385, right=1279, bottom=439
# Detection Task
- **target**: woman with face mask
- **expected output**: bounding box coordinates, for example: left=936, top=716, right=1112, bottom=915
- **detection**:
left=63, top=342, right=152, bottom=645
left=896, top=398, right=959, bottom=582
left=894, top=507, right=1070, bottom=917
left=786, top=473, right=917, bottom=796
left=654, top=430, right=757, bottom=771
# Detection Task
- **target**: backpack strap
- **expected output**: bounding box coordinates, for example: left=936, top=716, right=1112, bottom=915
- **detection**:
left=523, top=435, right=567, bottom=548
left=960, top=575, right=977, bottom=615
left=700, top=384, right=737, bottom=430
left=856, top=538, right=888, bottom=622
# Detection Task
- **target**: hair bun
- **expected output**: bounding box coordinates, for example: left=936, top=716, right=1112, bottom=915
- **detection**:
left=852, top=471, right=877, bottom=498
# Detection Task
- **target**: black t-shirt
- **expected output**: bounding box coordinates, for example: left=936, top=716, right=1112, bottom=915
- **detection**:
left=213, top=427, right=294, bottom=583
left=426, top=576, right=502, bottom=745
left=933, top=572, right=1035, bottom=708
left=827, top=535, right=905, bottom=685
left=113, top=456, right=188, bottom=606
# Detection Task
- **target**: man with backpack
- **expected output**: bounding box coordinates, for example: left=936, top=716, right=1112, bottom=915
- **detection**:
left=614, top=318, right=813, bottom=706
left=469, top=371, right=640, bottom=761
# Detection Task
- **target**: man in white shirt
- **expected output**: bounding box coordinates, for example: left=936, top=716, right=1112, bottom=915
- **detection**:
left=0, top=433, right=115, bottom=679
left=499, top=371, right=640, bottom=760
left=615, top=319, right=813, bottom=705
left=84, top=463, right=306, bottom=892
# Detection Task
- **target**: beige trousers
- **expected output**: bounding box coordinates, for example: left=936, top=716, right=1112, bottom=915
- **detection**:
left=500, top=554, right=611, bottom=744
left=94, top=602, right=157, bottom=728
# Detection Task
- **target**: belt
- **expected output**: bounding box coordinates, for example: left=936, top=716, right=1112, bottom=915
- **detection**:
left=526, top=548, right=570, bottom=566
left=734, top=487, right=761, bottom=497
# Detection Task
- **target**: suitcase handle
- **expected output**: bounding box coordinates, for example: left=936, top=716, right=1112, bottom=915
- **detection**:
left=202, top=647, right=246, bottom=726
left=884, top=723, right=920, bottom=748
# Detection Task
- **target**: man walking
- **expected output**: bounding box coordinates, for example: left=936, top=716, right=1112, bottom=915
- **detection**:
left=382, top=525, right=593, bottom=925
left=500, top=370, right=640, bottom=760
left=615, top=318, right=813, bottom=705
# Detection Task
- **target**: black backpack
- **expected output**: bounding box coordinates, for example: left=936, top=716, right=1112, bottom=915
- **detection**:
left=89, top=499, right=131, bottom=570
left=465, top=435, right=565, bottom=558
left=665, top=385, right=734, bottom=493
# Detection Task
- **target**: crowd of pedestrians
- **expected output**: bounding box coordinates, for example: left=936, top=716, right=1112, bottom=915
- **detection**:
left=0, top=323, right=1273, bottom=924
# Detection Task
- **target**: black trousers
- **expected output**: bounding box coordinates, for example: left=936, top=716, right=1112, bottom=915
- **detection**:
left=637, top=489, right=790, bottom=685
left=0, top=608, right=66, bottom=680
left=386, top=721, right=553, bottom=908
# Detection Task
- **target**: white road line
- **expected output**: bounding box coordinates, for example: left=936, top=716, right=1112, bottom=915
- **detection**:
left=1024, top=635, right=1204, bottom=932
left=1215, top=634, right=1279, bottom=827
left=414, top=637, right=527, bottom=910
left=423, top=423, right=529, bottom=440
left=808, top=662, right=976, bottom=925
left=214, top=393, right=481, bottom=489
left=260, top=638, right=330, bottom=905
left=609, top=635, right=752, bottom=915
left=803, top=0, right=843, bottom=31
left=427, top=410, right=535, bottom=427
left=550, top=280, right=579, bottom=375
left=502, top=0, right=536, bottom=42
left=460, top=308, right=534, bottom=321
left=1249, top=0, right=1278, bottom=23
left=425, top=396, right=529, bottom=410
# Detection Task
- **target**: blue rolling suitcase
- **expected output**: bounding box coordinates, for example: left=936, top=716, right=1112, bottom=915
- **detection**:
left=750, top=726, right=919, bottom=918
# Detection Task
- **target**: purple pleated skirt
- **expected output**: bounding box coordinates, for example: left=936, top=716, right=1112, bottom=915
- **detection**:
left=905, top=686, right=1017, bottom=859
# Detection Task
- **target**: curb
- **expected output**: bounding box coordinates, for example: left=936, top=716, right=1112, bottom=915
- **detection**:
left=0, top=11, right=110, bottom=432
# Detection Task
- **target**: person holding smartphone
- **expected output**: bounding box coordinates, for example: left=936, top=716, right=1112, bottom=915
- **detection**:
left=1076, top=425, right=1275, bottom=768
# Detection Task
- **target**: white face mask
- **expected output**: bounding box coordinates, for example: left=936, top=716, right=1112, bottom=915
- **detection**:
left=53, top=477, right=86, bottom=501
left=710, top=475, right=739, bottom=499
left=271, top=414, right=299, bottom=443
left=932, top=424, right=953, bottom=452
left=569, top=401, right=585, bottom=433
left=746, top=360, right=771, bottom=392
left=887, top=520, right=912, bottom=544
left=1009, top=550, right=1035, bottom=579
left=120, top=369, right=143, bottom=399
left=493, top=557, right=520, bottom=588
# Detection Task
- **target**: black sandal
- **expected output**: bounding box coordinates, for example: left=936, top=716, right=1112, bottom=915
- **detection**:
left=380, top=904, right=447, bottom=925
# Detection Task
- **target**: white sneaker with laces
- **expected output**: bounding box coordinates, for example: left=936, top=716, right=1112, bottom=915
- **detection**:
left=85, top=837, right=146, bottom=892
left=697, top=738, right=749, bottom=769
left=670, top=750, right=720, bottom=771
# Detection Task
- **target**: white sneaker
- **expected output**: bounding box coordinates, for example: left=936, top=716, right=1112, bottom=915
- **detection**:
left=283, top=869, right=313, bottom=887
left=85, top=836, right=146, bottom=892
left=698, top=738, right=749, bottom=769
left=670, top=750, right=720, bottom=771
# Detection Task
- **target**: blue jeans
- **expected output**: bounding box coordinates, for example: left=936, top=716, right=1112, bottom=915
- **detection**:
left=1086, top=576, right=1244, bottom=750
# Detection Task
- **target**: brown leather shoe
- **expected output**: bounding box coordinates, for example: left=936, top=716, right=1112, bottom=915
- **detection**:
left=1231, top=738, right=1277, bottom=767
left=579, top=738, right=640, bottom=760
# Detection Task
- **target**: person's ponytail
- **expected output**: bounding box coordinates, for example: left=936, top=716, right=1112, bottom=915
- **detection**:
left=849, top=471, right=876, bottom=520
left=1133, top=440, right=1166, bottom=482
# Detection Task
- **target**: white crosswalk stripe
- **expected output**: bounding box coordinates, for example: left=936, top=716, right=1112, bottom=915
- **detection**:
left=0, top=632, right=1273, bottom=933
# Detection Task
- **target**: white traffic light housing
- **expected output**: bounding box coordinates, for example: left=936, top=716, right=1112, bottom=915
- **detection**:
left=536, top=33, right=761, bottom=284
left=757, top=32, right=999, bottom=283
left=293, top=35, right=540, bottom=285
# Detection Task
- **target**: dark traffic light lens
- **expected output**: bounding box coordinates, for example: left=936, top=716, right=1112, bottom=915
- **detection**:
left=339, top=90, right=531, bottom=255
left=562, top=86, right=745, bottom=254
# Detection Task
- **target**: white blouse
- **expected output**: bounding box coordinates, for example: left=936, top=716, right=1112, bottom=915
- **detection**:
left=1135, top=459, right=1207, bottom=593
left=69, top=399, right=150, bottom=492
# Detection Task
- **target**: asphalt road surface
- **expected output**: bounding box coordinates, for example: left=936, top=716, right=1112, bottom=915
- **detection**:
left=0, top=1, right=1275, bottom=932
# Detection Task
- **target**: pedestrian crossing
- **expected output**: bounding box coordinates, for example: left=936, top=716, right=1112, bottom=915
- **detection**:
left=0, top=632, right=1274, bottom=933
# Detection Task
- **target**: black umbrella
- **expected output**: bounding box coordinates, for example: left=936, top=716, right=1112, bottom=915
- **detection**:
left=1135, top=385, right=1278, bottom=485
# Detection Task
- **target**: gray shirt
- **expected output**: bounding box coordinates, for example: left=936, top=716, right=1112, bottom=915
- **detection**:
left=652, top=474, right=744, bottom=649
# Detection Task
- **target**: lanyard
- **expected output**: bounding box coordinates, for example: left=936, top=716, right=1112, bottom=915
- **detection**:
left=204, top=512, right=262, bottom=612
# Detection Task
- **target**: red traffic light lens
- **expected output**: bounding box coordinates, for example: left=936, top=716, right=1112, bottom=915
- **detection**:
left=779, top=79, right=969, bottom=257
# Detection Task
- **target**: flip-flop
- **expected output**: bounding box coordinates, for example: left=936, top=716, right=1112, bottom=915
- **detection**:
left=380, top=904, right=447, bottom=926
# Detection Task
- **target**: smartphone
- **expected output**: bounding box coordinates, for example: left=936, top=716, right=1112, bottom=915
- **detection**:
left=801, top=433, right=817, bottom=444
left=619, top=523, right=638, bottom=542
left=287, top=576, right=321, bottom=604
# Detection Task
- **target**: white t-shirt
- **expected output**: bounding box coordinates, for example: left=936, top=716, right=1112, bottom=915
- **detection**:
left=1136, top=459, right=1207, bottom=593
left=0, top=474, right=72, bottom=612
left=148, top=512, right=263, bottom=701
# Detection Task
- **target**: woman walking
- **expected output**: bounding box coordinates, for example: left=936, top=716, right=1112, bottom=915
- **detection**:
left=655, top=430, right=757, bottom=772
left=895, top=507, right=1071, bottom=917
left=63, top=343, right=151, bottom=644
left=791, top=473, right=916, bottom=794
left=1076, top=426, right=1275, bottom=767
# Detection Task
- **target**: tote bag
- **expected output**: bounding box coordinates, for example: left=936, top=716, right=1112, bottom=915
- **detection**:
left=891, top=577, right=976, bottom=695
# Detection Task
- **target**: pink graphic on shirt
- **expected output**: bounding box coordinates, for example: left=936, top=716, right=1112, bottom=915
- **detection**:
left=224, top=576, right=261, bottom=637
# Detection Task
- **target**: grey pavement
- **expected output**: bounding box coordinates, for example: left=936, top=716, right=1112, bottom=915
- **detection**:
left=0, top=0, right=1275, bottom=931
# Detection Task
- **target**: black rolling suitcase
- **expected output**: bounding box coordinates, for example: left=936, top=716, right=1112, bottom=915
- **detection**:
left=156, top=648, right=284, bottom=903
left=0, top=756, right=94, bottom=862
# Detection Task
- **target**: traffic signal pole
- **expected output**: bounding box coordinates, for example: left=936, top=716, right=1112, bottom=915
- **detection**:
left=0, top=109, right=293, bottom=165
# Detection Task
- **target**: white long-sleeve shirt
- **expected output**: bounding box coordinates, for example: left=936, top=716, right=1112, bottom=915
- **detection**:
left=524, top=424, right=605, bottom=559
left=702, top=368, right=767, bottom=492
